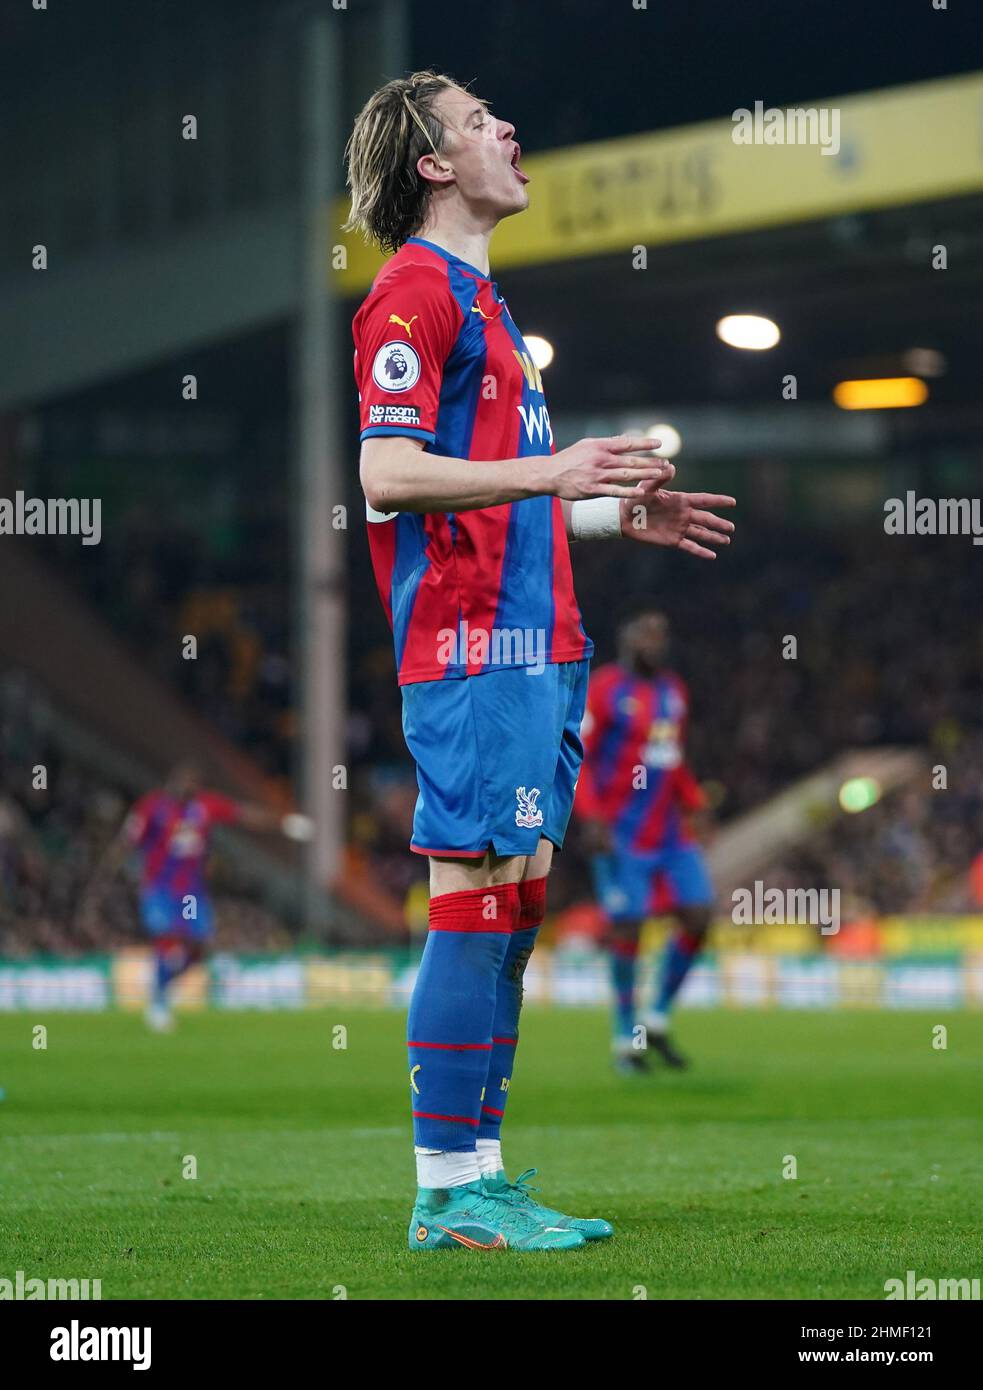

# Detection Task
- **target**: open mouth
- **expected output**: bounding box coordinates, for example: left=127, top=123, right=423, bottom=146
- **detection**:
left=510, top=143, right=529, bottom=185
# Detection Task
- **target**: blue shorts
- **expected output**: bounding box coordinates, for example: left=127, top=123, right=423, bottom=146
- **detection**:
left=140, top=888, right=214, bottom=940
left=401, top=659, right=589, bottom=858
left=591, top=843, right=714, bottom=921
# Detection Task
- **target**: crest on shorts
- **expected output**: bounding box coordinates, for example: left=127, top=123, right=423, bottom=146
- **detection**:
left=515, top=786, right=543, bottom=829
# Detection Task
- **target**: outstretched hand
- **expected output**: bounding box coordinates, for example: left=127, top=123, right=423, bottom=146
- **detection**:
left=619, top=480, right=736, bottom=559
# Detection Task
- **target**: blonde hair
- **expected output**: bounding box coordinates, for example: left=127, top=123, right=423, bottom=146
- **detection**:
left=344, top=71, right=480, bottom=255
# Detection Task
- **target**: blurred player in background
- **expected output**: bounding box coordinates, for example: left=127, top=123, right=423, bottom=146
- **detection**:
left=576, top=611, right=714, bottom=1073
left=86, top=761, right=311, bottom=1031
left=347, top=71, right=735, bottom=1251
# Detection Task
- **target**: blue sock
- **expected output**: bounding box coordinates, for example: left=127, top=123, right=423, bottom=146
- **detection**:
left=476, top=925, right=537, bottom=1141
left=153, top=939, right=188, bottom=1006
left=477, top=875, right=545, bottom=1144
left=407, top=884, right=517, bottom=1155
left=654, top=928, right=702, bottom=1015
left=609, top=937, right=638, bottom=1044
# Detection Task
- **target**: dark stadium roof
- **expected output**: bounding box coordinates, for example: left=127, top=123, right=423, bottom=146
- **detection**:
left=6, top=0, right=983, bottom=152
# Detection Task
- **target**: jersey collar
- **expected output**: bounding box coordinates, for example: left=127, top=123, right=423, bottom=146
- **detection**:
left=405, top=236, right=491, bottom=283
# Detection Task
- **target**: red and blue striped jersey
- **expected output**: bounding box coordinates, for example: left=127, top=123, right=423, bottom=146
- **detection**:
left=125, top=790, right=240, bottom=898
left=353, top=236, right=592, bottom=685
left=575, top=663, right=706, bottom=851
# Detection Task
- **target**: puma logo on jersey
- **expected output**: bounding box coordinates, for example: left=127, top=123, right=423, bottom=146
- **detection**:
left=388, top=313, right=418, bottom=338
left=471, top=302, right=492, bottom=320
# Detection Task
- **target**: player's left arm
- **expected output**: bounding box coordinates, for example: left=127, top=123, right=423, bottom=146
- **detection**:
left=674, top=763, right=708, bottom=813
left=675, top=764, right=714, bottom=844
left=562, top=482, right=736, bottom=559
left=204, top=793, right=314, bottom=843
left=671, top=683, right=714, bottom=837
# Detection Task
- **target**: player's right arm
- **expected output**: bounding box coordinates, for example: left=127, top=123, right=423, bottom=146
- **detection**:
left=91, top=797, right=151, bottom=884
left=573, top=673, right=615, bottom=854
left=74, top=796, right=152, bottom=930
left=354, top=266, right=672, bottom=512
left=360, top=433, right=674, bottom=513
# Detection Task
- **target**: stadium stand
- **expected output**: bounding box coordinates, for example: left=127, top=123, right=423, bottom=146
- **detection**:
left=3, top=518, right=981, bottom=949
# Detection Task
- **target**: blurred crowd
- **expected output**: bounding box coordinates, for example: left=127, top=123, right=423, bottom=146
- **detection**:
left=55, top=498, right=296, bottom=787
left=4, top=518, right=982, bottom=954
left=761, top=744, right=983, bottom=917
left=575, top=523, right=982, bottom=818
left=0, top=682, right=290, bottom=958
left=351, top=524, right=983, bottom=920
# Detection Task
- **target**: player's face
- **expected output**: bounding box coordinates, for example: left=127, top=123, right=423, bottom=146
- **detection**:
left=430, top=86, right=529, bottom=221
left=628, top=614, right=669, bottom=672
left=168, top=763, right=202, bottom=801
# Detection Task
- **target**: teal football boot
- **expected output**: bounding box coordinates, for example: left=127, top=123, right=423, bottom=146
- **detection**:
left=482, top=1168, right=615, bottom=1241
left=408, top=1180, right=585, bottom=1251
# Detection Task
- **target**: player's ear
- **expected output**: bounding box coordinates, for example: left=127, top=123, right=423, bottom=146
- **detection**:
left=416, top=151, right=454, bottom=187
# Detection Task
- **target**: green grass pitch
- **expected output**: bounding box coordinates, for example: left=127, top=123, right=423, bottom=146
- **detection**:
left=0, top=1008, right=979, bottom=1300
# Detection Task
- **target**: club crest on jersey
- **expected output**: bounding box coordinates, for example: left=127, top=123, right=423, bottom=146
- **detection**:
left=515, top=785, right=543, bottom=829
left=372, top=340, right=421, bottom=393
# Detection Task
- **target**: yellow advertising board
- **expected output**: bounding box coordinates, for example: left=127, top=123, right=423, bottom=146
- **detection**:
left=333, top=71, right=983, bottom=293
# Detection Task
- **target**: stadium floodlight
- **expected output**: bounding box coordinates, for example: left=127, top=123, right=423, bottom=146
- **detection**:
left=715, top=314, right=780, bottom=350
left=833, top=377, right=929, bottom=410
left=525, top=335, right=554, bottom=370
left=838, top=776, right=882, bottom=813
left=646, top=423, right=682, bottom=458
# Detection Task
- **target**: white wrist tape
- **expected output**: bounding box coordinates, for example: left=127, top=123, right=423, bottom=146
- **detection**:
left=570, top=496, right=622, bottom=541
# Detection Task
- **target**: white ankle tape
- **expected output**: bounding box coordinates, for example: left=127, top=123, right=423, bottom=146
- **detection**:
left=414, top=1148, right=481, bottom=1189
